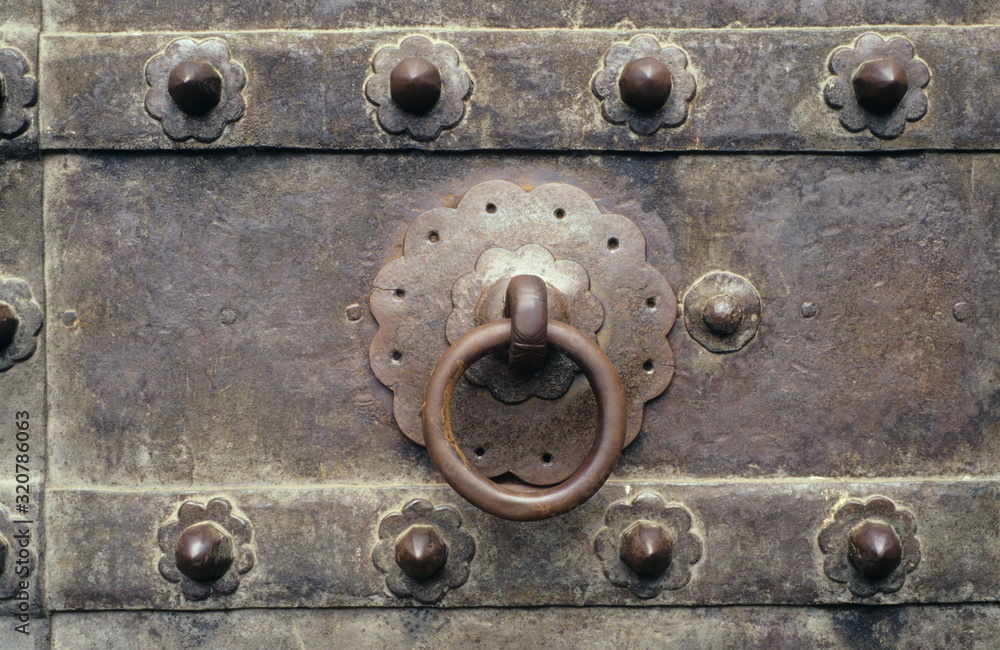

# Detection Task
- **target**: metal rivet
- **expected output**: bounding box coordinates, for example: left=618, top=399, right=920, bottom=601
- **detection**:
left=848, top=520, right=902, bottom=579
left=801, top=302, right=818, bottom=319
left=395, top=524, right=448, bottom=580
left=853, top=58, right=908, bottom=115
left=168, top=60, right=223, bottom=116
left=618, top=57, right=673, bottom=113
left=175, top=521, right=235, bottom=582
left=389, top=57, right=442, bottom=115
left=346, top=304, right=363, bottom=321
left=953, top=301, right=972, bottom=322
left=0, top=302, right=18, bottom=350
left=702, top=294, right=744, bottom=335
left=620, top=521, right=674, bottom=577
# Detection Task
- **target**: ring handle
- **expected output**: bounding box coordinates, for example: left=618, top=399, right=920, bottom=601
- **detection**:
left=422, top=319, right=627, bottom=521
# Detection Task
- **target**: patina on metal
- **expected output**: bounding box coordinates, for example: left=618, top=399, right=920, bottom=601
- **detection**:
left=503, top=274, right=549, bottom=371
left=422, top=318, right=627, bottom=521
left=619, top=521, right=674, bottom=577
left=372, top=499, right=475, bottom=604
left=394, top=524, right=448, bottom=580
left=175, top=521, right=234, bottom=582
left=389, top=57, right=442, bottom=115
left=370, top=180, right=674, bottom=487
left=853, top=58, right=909, bottom=114
left=819, top=497, right=921, bottom=598
left=10, top=1, right=1000, bottom=643
left=167, top=59, right=223, bottom=116
left=848, top=520, right=903, bottom=579
left=618, top=56, right=672, bottom=113
left=683, top=271, right=761, bottom=353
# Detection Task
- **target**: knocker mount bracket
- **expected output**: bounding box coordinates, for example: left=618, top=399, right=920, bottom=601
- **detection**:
left=370, top=181, right=676, bottom=517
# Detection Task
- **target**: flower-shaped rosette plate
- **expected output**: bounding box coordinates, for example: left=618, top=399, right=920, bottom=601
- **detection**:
left=446, top=244, right=606, bottom=405
left=593, top=35, right=696, bottom=135
left=594, top=492, right=702, bottom=599
left=825, top=33, right=930, bottom=139
left=818, top=496, right=920, bottom=598
left=372, top=499, right=475, bottom=604
left=0, top=47, right=36, bottom=138
left=0, top=277, right=43, bottom=372
left=370, top=181, right=675, bottom=486
left=158, top=498, right=255, bottom=600
left=365, top=36, right=472, bottom=141
left=0, top=503, right=35, bottom=599
left=145, top=38, right=247, bottom=143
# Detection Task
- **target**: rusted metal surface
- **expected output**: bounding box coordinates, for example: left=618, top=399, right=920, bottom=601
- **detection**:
left=0, top=155, right=44, bottom=620
left=504, top=275, right=548, bottom=371
left=40, top=0, right=1000, bottom=32
left=3, top=1, right=998, bottom=644
left=422, top=320, right=626, bottom=520
left=37, top=27, right=1000, bottom=152
left=42, top=605, right=1000, bottom=649
left=43, top=481, right=1000, bottom=609
left=43, top=151, right=999, bottom=487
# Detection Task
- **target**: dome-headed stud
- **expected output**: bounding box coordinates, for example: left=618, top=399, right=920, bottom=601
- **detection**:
left=395, top=524, right=448, bottom=580
left=618, top=57, right=673, bottom=113
left=174, top=521, right=234, bottom=582
left=853, top=58, right=909, bottom=115
left=620, top=521, right=674, bottom=577
left=389, top=57, right=442, bottom=115
left=702, top=294, right=745, bottom=336
left=848, top=520, right=902, bottom=579
left=168, top=60, right=223, bottom=116
left=0, top=302, right=18, bottom=350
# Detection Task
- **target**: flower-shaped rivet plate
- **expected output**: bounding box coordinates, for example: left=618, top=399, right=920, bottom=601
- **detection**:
left=594, top=492, right=702, bottom=599
left=0, top=503, right=35, bottom=599
left=372, top=499, right=475, bottom=604
left=0, top=277, right=43, bottom=373
left=593, top=35, right=696, bottom=135
left=0, top=46, right=36, bottom=138
left=824, top=33, right=930, bottom=139
left=144, top=38, right=247, bottom=143
left=158, top=498, right=255, bottom=600
left=370, top=181, right=675, bottom=486
left=818, top=496, right=920, bottom=597
left=365, top=36, right=472, bottom=141
left=683, top=271, right=761, bottom=353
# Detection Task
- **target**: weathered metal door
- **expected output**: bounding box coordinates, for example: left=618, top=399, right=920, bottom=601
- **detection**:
left=1, top=1, right=999, bottom=647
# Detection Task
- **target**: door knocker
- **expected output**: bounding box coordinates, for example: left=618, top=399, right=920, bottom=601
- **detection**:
left=370, top=181, right=676, bottom=520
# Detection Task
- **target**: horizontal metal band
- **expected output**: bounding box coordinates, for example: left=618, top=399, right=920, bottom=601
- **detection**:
left=40, top=0, right=1000, bottom=33
left=38, top=26, right=1000, bottom=152
left=45, top=481, right=1000, bottom=610
left=48, top=605, right=1000, bottom=648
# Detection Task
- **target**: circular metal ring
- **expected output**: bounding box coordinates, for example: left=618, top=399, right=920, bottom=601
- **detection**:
left=422, top=319, right=627, bottom=521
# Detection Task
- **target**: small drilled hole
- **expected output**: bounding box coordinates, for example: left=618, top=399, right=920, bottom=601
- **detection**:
left=474, top=447, right=486, bottom=458
left=554, top=208, right=565, bottom=219
left=607, top=237, right=619, bottom=250
left=427, top=231, right=440, bottom=243
left=391, top=350, right=403, bottom=362
left=541, top=453, right=554, bottom=465
left=393, top=289, right=406, bottom=300
left=646, top=297, right=657, bottom=309
left=643, top=359, right=654, bottom=373
left=486, top=203, right=497, bottom=214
